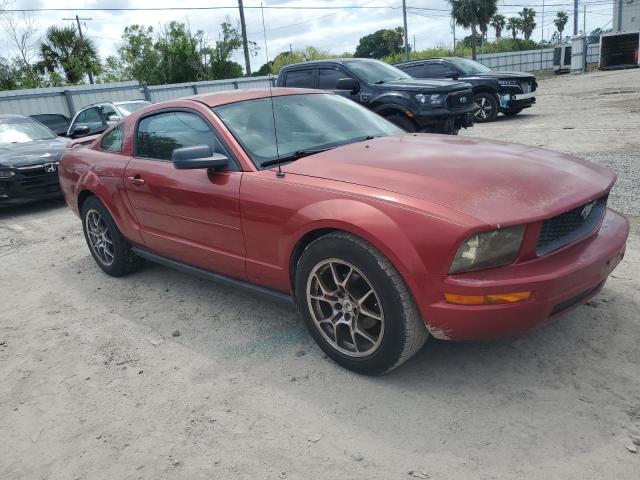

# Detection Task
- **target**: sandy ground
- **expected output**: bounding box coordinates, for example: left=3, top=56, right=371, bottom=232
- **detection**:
left=1, top=69, right=640, bottom=480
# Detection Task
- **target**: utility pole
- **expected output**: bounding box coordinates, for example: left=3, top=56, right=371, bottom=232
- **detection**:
left=583, top=4, right=586, bottom=34
left=238, top=0, right=251, bottom=76
left=452, top=17, right=456, bottom=51
left=573, top=0, right=579, bottom=35
left=402, top=0, right=409, bottom=61
left=541, top=0, right=545, bottom=41
left=63, top=14, right=94, bottom=84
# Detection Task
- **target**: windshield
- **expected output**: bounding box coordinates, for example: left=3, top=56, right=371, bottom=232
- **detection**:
left=0, top=117, right=57, bottom=145
left=343, top=60, right=411, bottom=84
left=213, top=93, right=402, bottom=167
left=447, top=57, right=492, bottom=75
left=116, top=101, right=151, bottom=116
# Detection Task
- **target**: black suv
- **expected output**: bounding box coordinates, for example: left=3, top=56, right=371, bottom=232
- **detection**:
left=277, top=58, right=474, bottom=134
left=395, top=57, right=537, bottom=123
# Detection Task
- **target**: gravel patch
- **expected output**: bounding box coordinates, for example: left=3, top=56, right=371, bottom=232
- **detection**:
left=584, top=152, right=640, bottom=216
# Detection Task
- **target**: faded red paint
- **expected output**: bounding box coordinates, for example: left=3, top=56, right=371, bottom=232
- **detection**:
left=59, top=89, right=629, bottom=341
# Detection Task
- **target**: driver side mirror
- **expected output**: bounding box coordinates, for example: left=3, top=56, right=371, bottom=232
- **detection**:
left=446, top=71, right=460, bottom=80
left=335, top=77, right=360, bottom=94
left=71, top=125, right=90, bottom=138
left=172, top=144, right=228, bottom=170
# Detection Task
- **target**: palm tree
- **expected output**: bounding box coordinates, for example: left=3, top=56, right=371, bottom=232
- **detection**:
left=554, top=11, right=569, bottom=35
left=507, top=16, right=521, bottom=39
left=518, top=8, right=537, bottom=41
left=449, top=0, right=498, bottom=60
left=38, top=26, right=101, bottom=84
left=490, top=14, right=506, bottom=40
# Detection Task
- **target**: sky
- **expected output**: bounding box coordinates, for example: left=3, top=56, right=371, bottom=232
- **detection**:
left=1, top=0, right=615, bottom=74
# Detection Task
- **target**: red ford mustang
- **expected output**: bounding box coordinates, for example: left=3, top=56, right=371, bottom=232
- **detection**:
left=59, top=88, right=629, bottom=374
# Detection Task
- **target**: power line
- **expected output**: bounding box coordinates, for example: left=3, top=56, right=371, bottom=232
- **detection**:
left=3, top=5, right=403, bottom=13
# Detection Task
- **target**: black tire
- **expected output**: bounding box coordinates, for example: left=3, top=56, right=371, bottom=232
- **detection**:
left=385, top=113, right=418, bottom=132
left=473, top=92, right=499, bottom=123
left=294, top=232, right=428, bottom=375
left=503, top=108, right=523, bottom=117
left=81, top=196, right=143, bottom=277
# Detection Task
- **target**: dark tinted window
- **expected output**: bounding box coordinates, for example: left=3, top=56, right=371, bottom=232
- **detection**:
left=399, top=63, right=426, bottom=78
left=101, top=104, right=118, bottom=121
left=284, top=69, right=314, bottom=88
left=318, top=68, right=349, bottom=89
left=83, top=107, right=103, bottom=124
left=427, top=63, right=450, bottom=78
left=136, top=111, right=217, bottom=161
left=100, top=124, right=124, bottom=152
left=30, top=114, right=69, bottom=134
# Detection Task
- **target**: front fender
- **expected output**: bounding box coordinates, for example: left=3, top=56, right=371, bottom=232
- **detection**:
left=282, top=198, right=429, bottom=303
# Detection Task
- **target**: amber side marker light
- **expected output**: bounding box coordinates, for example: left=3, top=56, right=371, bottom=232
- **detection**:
left=444, top=291, right=531, bottom=305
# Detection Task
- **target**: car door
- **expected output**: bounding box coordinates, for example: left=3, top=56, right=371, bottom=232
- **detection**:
left=426, top=62, right=451, bottom=79
left=123, top=109, right=246, bottom=280
left=70, top=107, right=107, bottom=136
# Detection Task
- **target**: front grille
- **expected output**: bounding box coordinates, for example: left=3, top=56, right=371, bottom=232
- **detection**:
left=519, top=80, right=532, bottom=93
left=446, top=90, right=473, bottom=110
left=549, top=282, right=604, bottom=316
left=536, top=195, right=608, bottom=256
left=15, top=165, right=60, bottom=195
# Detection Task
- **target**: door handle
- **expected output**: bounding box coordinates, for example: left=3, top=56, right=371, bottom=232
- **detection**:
left=127, top=175, right=145, bottom=186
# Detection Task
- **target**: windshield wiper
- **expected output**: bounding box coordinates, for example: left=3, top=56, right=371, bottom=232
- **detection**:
left=261, top=147, right=333, bottom=167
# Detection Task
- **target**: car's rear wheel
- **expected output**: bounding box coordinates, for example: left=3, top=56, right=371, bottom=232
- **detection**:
left=385, top=113, right=418, bottom=132
left=295, top=232, right=428, bottom=375
left=473, top=92, right=499, bottom=122
left=81, top=196, right=143, bottom=277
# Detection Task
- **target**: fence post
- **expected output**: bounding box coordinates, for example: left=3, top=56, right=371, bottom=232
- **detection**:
left=271, top=77, right=276, bottom=87
left=141, top=82, right=151, bottom=102
left=63, top=90, right=75, bottom=117
left=192, top=84, right=198, bottom=94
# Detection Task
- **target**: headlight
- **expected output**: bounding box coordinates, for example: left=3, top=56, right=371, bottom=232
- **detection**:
left=449, top=225, right=525, bottom=274
left=0, top=169, right=15, bottom=179
left=415, top=93, right=445, bottom=105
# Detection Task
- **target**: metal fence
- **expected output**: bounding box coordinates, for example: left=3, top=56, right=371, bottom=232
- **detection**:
left=0, top=76, right=274, bottom=118
left=0, top=44, right=602, bottom=118
left=475, top=43, right=600, bottom=72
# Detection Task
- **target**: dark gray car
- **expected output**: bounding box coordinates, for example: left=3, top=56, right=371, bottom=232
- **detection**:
left=0, top=114, right=68, bottom=206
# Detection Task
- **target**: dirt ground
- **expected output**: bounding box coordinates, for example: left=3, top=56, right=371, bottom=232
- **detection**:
left=1, top=70, right=639, bottom=480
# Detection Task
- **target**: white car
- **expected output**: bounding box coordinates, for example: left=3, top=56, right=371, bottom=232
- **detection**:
left=67, top=100, right=151, bottom=138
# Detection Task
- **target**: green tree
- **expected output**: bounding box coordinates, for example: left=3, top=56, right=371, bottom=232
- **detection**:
left=490, top=14, right=506, bottom=40
left=38, top=25, right=101, bottom=84
left=154, top=21, right=204, bottom=84
left=507, top=17, right=521, bottom=39
left=554, top=11, right=569, bottom=35
left=202, top=22, right=249, bottom=79
left=269, top=46, right=334, bottom=74
left=449, top=0, right=498, bottom=60
left=518, top=8, right=536, bottom=41
left=354, top=27, right=405, bottom=59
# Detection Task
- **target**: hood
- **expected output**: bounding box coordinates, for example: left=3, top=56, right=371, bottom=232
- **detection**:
left=0, top=137, right=68, bottom=168
left=466, top=71, right=535, bottom=80
left=379, top=78, right=472, bottom=93
left=283, top=135, right=614, bottom=226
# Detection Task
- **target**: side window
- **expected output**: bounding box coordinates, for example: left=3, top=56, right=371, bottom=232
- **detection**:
left=136, top=111, right=221, bottom=161
left=101, top=104, right=118, bottom=121
left=400, top=63, right=426, bottom=78
left=100, top=124, right=124, bottom=152
left=318, top=68, right=349, bottom=89
left=83, top=107, right=103, bottom=124
left=284, top=69, right=314, bottom=88
left=73, top=110, right=86, bottom=126
left=428, top=63, right=451, bottom=78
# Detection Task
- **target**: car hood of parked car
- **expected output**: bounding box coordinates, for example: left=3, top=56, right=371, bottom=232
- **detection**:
left=378, top=78, right=472, bottom=93
left=0, top=137, right=68, bottom=168
left=283, top=134, right=615, bottom=227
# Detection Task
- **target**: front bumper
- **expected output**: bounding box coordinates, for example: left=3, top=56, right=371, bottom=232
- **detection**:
left=420, top=209, right=629, bottom=340
left=0, top=164, right=62, bottom=206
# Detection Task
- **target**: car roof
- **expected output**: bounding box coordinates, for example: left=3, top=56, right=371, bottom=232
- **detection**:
left=114, top=100, right=151, bottom=105
left=188, top=87, right=324, bottom=108
left=280, top=58, right=382, bottom=70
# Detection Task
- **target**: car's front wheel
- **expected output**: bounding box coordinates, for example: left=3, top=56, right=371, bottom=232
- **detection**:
left=81, top=196, right=143, bottom=277
left=295, top=232, right=428, bottom=375
left=473, top=92, right=499, bottom=122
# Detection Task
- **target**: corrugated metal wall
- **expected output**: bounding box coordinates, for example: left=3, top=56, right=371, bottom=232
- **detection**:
left=0, top=43, right=603, bottom=118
